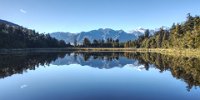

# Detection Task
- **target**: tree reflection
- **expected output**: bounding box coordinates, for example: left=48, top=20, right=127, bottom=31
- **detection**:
left=0, top=53, right=67, bottom=78
left=0, top=52, right=200, bottom=91
left=124, top=52, right=200, bottom=91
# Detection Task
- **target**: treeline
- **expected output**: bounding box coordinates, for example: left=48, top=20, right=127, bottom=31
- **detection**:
left=125, top=14, right=200, bottom=49
left=77, top=38, right=124, bottom=48
left=0, top=23, right=72, bottom=48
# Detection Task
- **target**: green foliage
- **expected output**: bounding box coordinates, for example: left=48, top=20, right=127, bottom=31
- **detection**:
left=144, top=29, right=150, bottom=38
left=0, top=23, right=72, bottom=48
left=81, top=38, right=122, bottom=48
left=125, top=14, right=200, bottom=49
left=83, top=38, right=91, bottom=47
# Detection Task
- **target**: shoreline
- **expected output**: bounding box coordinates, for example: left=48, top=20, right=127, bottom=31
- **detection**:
left=0, top=48, right=75, bottom=54
left=74, top=48, right=200, bottom=57
left=1, top=48, right=200, bottom=57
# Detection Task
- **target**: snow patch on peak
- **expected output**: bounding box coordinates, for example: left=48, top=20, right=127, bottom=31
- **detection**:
left=129, top=27, right=147, bottom=33
left=128, top=27, right=156, bottom=37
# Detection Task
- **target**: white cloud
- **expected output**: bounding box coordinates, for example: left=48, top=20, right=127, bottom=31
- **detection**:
left=20, top=84, right=28, bottom=89
left=20, top=9, right=27, bottom=14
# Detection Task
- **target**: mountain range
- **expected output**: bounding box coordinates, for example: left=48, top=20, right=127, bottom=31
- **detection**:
left=50, top=28, right=155, bottom=44
left=0, top=19, right=156, bottom=44
left=0, top=19, right=19, bottom=27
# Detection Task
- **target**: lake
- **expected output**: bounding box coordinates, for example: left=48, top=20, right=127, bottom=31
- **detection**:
left=0, top=52, right=199, bottom=100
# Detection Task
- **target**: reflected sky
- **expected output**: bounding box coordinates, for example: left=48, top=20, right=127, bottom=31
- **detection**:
left=0, top=52, right=199, bottom=100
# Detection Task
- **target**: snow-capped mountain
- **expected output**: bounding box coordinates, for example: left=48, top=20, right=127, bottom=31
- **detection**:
left=50, top=28, right=153, bottom=44
left=128, top=27, right=155, bottom=37
left=76, top=28, right=137, bottom=43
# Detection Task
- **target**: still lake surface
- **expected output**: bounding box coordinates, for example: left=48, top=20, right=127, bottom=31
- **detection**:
left=0, top=52, right=199, bottom=100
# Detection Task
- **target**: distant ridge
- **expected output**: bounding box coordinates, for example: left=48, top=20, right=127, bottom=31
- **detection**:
left=50, top=28, right=155, bottom=44
left=0, top=19, right=19, bottom=27
left=0, top=19, right=156, bottom=44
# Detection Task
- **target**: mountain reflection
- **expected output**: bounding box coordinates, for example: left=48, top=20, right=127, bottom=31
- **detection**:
left=0, top=52, right=200, bottom=91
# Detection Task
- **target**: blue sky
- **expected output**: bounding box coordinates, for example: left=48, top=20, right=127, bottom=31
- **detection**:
left=0, top=0, right=200, bottom=33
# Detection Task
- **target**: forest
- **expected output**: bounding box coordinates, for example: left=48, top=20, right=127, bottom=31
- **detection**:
left=0, top=23, right=72, bottom=48
left=124, top=14, right=200, bottom=49
left=78, top=14, right=200, bottom=49
left=76, top=38, right=124, bottom=48
left=1, top=14, right=200, bottom=49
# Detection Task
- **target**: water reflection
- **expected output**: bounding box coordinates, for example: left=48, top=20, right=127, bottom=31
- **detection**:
left=0, top=52, right=200, bottom=91
left=0, top=53, right=67, bottom=78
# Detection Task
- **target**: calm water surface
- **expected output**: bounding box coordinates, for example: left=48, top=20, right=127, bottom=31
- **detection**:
left=0, top=52, right=199, bottom=100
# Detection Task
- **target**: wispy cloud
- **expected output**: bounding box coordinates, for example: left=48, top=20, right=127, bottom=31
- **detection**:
left=20, top=9, right=27, bottom=14
left=20, top=84, right=28, bottom=89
